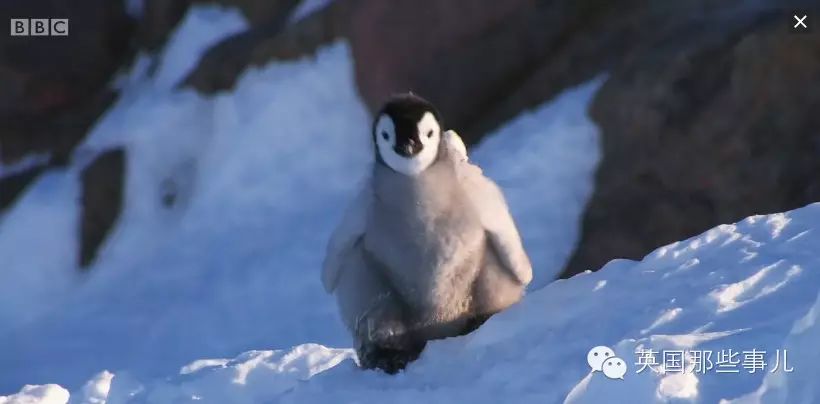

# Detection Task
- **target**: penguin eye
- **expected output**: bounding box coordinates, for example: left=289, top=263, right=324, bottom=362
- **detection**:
left=381, top=131, right=389, bottom=141
left=426, top=129, right=434, bottom=138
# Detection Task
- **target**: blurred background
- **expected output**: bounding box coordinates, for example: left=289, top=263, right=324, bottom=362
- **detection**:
left=3, top=0, right=820, bottom=278
left=1, top=0, right=819, bottom=394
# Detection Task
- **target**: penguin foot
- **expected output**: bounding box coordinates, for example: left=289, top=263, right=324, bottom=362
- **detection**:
left=461, top=313, right=492, bottom=335
left=357, top=340, right=426, bottom=374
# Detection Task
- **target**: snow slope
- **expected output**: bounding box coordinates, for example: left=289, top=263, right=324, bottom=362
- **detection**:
left=0, top=4, right=600, bottom=395
left=101, top=203, right=820, bottom=404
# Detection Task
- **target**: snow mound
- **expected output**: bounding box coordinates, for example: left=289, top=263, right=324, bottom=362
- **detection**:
left=105, top=345, right=353, bottom=404
left=78, top=372, right=114, bottom=404
left=0, top=385, right=68, bottom=404
left=729, top=289, right=820, bottom=404
left=94, top=203, right=820, bottom=404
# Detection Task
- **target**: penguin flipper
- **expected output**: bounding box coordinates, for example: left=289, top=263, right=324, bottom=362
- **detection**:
left=442, top=130, right=468, bottom=161
left=322, top=183, right=372, bottom=293
left=458, top=164, right=533, bottom=286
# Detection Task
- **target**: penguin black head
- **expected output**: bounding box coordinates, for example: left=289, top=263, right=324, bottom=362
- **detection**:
left=373, top=93, right=443, bottom=176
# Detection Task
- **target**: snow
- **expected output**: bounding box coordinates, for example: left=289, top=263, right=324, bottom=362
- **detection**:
left=106, top=345, right=354, bottom=404
left=4, top=2, right=818, bottom=404
left=152, top=6, right=247, bottom=90
left=0, top=153, right=50, bottom=179
left=728, top=287, right=820, bottom=404
left=289, top=0, right=335, bottom=23
left=0, top=171, right=79, bottom=329
left=0, top=385, right=68, bottom=404
left=77, top=372, right=114, bottom=404
left=88, top=203, right=820, bottom=404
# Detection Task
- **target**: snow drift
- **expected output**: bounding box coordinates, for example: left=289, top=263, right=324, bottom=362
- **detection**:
left=76, top=202, right=819, bottom=404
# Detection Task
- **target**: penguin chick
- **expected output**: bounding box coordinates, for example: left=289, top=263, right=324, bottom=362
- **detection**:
left=322, top=93, right=532, bottom=374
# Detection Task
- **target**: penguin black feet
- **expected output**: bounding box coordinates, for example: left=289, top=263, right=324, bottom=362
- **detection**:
left=461, top=313, right=492, bottom=335
left=352, top=303, right=426, bottom=374
left=357, top=339, right=426, bottom=374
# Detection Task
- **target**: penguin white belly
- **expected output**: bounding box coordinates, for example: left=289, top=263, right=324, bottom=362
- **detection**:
left=364, top=162, right=485, bottom=324
left=365, top=210, right=484, bottom=319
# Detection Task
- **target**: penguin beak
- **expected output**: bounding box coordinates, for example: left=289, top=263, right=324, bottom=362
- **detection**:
left=395, top=137, right=422, bottom=157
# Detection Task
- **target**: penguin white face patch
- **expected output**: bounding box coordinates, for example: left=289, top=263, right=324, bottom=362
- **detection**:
left=375, top=112, right=441, bottom=176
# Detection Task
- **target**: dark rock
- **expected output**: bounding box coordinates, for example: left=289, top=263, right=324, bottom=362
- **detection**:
left=345, top=0, right=792, bottom=145
left=345, top=0, right=538, bottom=145
left=137, top=0, right=191, bottom=51
left=0, top=164, right=49, bottom=213
left=79, top=149, right=126, bottom=269
left=562, top=17, right=820, bottom=277
left=132, top=0, right=303, bottom=55
left=0, top=89, right=119, bottom=218
left=196, top=0, right=300, bottom=27
left=183, top=0, right=347, bottom=93
left=0, top=91, right=118, bottom=168
left=0, top=0, right=133, bottom=263
left=0, top=0, right=133, bottom=165
left=183, top=0, right=621, bottom=138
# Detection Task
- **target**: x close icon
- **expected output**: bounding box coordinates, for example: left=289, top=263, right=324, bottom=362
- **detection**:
left=791, top=11, right=811, bottom=33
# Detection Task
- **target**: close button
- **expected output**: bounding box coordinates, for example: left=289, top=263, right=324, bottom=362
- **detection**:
left=791, top=10, right=811, bottom=33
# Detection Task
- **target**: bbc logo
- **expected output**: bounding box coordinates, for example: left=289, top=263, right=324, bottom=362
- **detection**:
left=10, top=19, right=69, bottom=36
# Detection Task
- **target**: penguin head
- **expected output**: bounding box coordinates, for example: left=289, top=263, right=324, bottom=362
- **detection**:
left=373, top=93, right=442, bottom=176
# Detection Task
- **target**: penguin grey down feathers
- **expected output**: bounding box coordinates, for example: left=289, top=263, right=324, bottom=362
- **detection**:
left=321, top=93, right=532, bottom=373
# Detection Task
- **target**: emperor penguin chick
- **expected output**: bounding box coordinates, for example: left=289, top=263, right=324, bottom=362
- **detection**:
left=322, top=94, right=532, bottom=374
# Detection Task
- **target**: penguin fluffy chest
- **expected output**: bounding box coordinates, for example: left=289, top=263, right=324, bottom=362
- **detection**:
left=364, top=160, right=485, bottom=320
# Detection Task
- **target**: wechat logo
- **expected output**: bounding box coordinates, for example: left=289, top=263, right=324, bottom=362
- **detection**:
left=587, top=346, right=627, bottom=380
